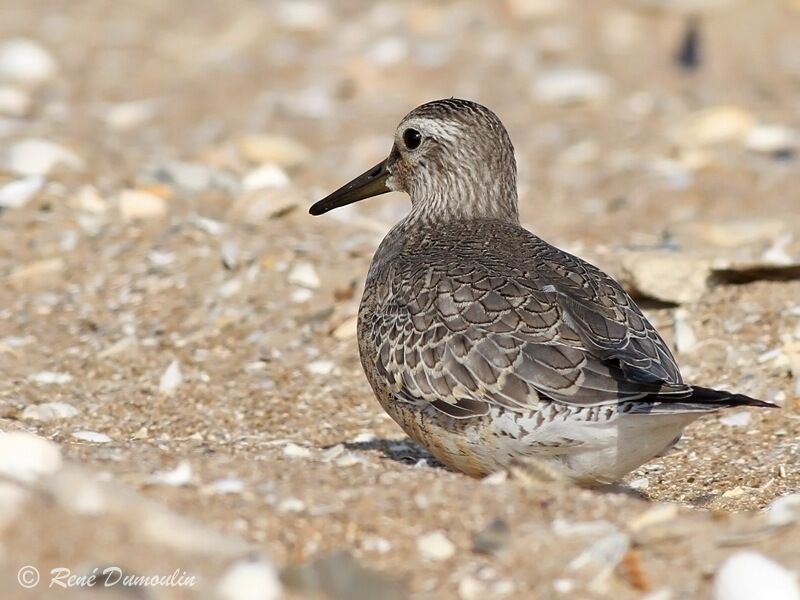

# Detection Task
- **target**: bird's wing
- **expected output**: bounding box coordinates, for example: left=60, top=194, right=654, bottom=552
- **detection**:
left=370, top=252, right=688, bottom=419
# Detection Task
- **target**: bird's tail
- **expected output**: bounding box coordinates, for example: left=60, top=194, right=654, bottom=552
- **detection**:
left=626, top=385, right=778, bottom=415
left=687, top=385, right=777, bottom=409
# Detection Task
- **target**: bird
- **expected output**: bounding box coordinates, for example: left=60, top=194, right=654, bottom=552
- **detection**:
left=309, top=98, right=774, bottom=484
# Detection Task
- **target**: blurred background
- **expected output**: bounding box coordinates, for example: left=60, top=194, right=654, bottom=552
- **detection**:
left=0, top=1, right=799, bottom=599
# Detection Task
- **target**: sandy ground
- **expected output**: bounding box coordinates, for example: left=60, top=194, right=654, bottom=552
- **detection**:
left=1, top=1, right=800, bottom=599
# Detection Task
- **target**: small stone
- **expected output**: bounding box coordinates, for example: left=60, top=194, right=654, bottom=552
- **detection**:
left=506, top=0, right=568, bottom=19
left=28, top=371, right=72, bottom=385
left=283, top=442, right=312, bottom=458
left=568, top=530, right=630, bottom=593
left=221, top=240, right=239, bottom=270
left=744, top=125, right=798, bottom=155
left=0, top=432, right=62, bottom=483
left=0, top=85, right=30, bottom=116
left=458, top=576, right=488, bottom=600
left=532, top=68, right=611, bottom=105
left=4, top=138, right=83, bottom=176
left=0, top=38, right=56, bottom=84
left=288, top=262, right=320, bottom=289
left=159, top=360, right=183, bottom=395
left=482, top=470, right=508, bottom=485
left=673, top=309, right=697, bottom=353
left=621, top=253, right=712, bottom=304
left=719, top=411, right=751, bottom=427
left=765, top=494, right=800, bottom=527
left=367, top=37, right=408, bottom=66
left=212, top=477, right=245, bottom=494
left=275, top=1, right=332, bottom=33
left=71, top=431, right=112, bottom=444
left=216, top=556, right=282, bottom=600
left=351, top=432, right=377, bottom=444
left=238, top=134, right=311, bottom=168
left=629, top=477, right=650, bottom=490
left=332, top=316, right=358, bottom=340
left=291, top=288, right=313, bottom=303
left=714, top=551, right=800, bottom=600
left=278, top=497, right=306, bottom=513
left=144, top=161, right=239, bottom=194
left=103, top=99, right=159, bottom=130
left=676, top=106, right=756, bottom=147
left=149, top=461, right=193, bottom=487
left=307, top=360, right=334, bottom=375
left=242, top=164, right=290, bottom=191
left=118, top=189, right=167, bottom=220
left=417, top=530, right=456, bottom=561
left=9, top=258, right=64, bottom=286
left=361, top=536, right=392, bottom=554
left=21, top=402, right=78, bottom=422
left=76, top=185, right=108, bottom=214
left=472, top=517, right=511, bottom=555
left=0, top=176, right=41, bottom=209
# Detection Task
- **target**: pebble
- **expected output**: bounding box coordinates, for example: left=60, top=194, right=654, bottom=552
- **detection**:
left=288, top=262, right=321, bottom=289
left=71, top=431, right=112, bottom=444
left=158, top=360, right=183, bottom=395
left=532, top=68, right=611, bottom=105
left=103, top=99, right=159, bottom=130
left=118, top=189, right=167, bottom=221
left=149, top=461, right=193, bottom=487
left=4, top=138, right=83, bottom=176
left=719, top=411, right=751, bottom=427
left=0, top=432, right=62, bottom=483
left=145, top=161, right=239, bottom=194
left=242, top=164, right=291, bottom=191
left=28, top=371, right=72, bottom=385
left=765, top=494, right=800, bottom=527
left=216, top=556, right=282, bottom=600
left=744, top=125, right=798, bottom=155
left=221, top=240, right=239, bottom=270
left=472, top=517, right=510, bottom=555
left=673, top=309, right=697, bottom=353
left=9, top=258, right=64, bottom=286
left=621, top=253, right=711, bottom=304
left=0, top=84, right=30, bottom=116
left=238, top=134, right=311, bottom=168
left=278, top=497, right=306, bottom=513
left=307, top=360, right=334, bottom=375
left=676, top=106, right=756, bottom=147
left=332, top=316, right=358, bottom=340
left=21, top=402, right=78, bottom=422
left=217, top=276, right=241, bottom=297
left=507, top=0, right=568, bottom=19
left=211, top=477, right=245, bottom=494
left=416, top=530, right=456, bottom=561
left=714, top=551, right=800, bottom=600
left=568, top=530, right=630, bottom=592
left=283, top=442, right=312, bottom=459
left=275, top=0, right=332, bottom=33
left=291, top=288, right=313, bottom=303
left=0, top=38, right=56, bottom=84
left=629, top=477, right=650, bottom=490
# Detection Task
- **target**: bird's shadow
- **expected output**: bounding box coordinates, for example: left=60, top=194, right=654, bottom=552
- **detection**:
left=337, top=437, right=446, bottom=469
left=333, top=437, right=651, bottom=501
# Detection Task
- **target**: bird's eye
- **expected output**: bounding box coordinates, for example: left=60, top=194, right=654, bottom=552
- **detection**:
left=402, top=128, right=422, bottom=150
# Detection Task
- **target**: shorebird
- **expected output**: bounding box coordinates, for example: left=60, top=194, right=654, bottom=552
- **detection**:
left=309, top=98, right=773, bottom=483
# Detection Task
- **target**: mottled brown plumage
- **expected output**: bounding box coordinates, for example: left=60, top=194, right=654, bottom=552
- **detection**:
left=311, top=98, right=773, bottom=482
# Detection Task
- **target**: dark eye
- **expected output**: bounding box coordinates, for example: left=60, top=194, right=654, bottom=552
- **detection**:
left=402, top=128, right=422, bottom=150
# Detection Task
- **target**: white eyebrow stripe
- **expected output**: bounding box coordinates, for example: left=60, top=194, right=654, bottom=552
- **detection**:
left=401, top=118, right=461, bottom=143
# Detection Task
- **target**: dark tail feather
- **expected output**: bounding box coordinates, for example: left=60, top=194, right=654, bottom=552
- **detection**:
left=688, top=386, right=777, bottom=409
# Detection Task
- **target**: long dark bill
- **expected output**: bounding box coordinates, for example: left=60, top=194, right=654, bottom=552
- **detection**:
left=309, top=159, right=390, bottom=216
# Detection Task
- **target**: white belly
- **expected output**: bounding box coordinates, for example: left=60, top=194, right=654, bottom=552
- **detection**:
left=485, top=405, right=703, bottom=483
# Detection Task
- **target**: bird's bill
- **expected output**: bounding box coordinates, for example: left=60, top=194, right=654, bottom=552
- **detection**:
left=309, top=158, right=390, bottom=216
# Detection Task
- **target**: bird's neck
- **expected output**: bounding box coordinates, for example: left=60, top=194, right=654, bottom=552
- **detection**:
left=405, top=181, right=519, bottom=226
